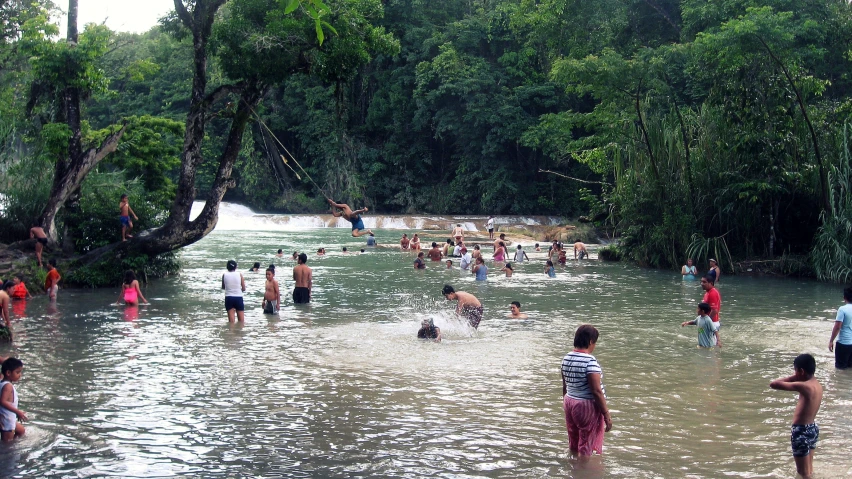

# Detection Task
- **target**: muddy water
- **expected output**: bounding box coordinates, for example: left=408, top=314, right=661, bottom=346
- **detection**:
left=0, top=210, right=849, bottom=478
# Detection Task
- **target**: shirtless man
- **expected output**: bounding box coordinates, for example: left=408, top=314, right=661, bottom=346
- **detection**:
left=328, top=198, right=374, bottom=237
left=29, top=225, right=48, bottom=267
left=428, top=242, right=443, bottom=262
left=262, top=268, right=280, bottom=314
left=442, top=284, right=484, bottom=329
left=410, top=234, right=421, bottom=251
left=119, top=194, right=139, bottom=241
left=508, top=301, right=529, bottom=319
left=292, top=253, right=313, bottom=304
left=574, top=240, right=587, bottom=260
left=770, top=354, right=823, bottom=479
left=493, top=233, right=507, bottom=252
left=451, top=224, right=464, bottom=243
left=400, top=234, right=410, bottom=250
left=0, top=283, right=10, bottom=340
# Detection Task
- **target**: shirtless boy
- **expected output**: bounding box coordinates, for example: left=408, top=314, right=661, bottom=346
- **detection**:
left=292, top=253, right=312, bottom=304
left=119, top=194, right=139, bottom=241
left=769, top=354, right=823, bottom=479
left=29, top=225, right=48, bottom=267
left=262, top=269, right=280, bottom=314
left=442, top=284, right=483, bottom=328
left=328, top=199, right=374, bottom=237
left=574, top=241, right=587, bottom=260
left=400, top=234, right=410, bottom=250
left=0, top=284, right=10, bottom=340
left=508, top=301, right=528, bottom=319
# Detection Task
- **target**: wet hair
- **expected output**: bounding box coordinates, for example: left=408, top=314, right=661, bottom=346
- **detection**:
left=123, top=270, right=137, bottom=285
left=844, top=287, right=852, bottom=302
left=499, top=241, right=505, bottom=247
left=317, top=248, right=323, bottom=253
left=573, top=324, right=600, bottom=348
left=447, top=239, right=452, bottom=244
left=793, top=353, right=816, bottom=376
left=511, top=301, right=521, bottom=309
left=698, top=302, right=711, bottom=314
left=517, top=244, right=522, bottom=249
left=702, top=275, right=715, bottom=285
left=343, top=247, right=348, bottom=252
left=417, top=252, right=424, bottom=257
left=227, top=260, right=237, bottom=271
left=265, top=268, right=275, bottom=276
left=360, top=249, right=365, bottom=253
left=277, top=249, right=283, bottom=254
left=442, top=284, right=455, bottom=295
left=253, top=262, right=261, bottom=270
left=474, top=245, right=480, bottom=250
left=2, top=357, right=23, bottom=374
left=476, top=256, right=485, bottom=263
left=535, top=243, right=539, bottom=247
left=298, top=253, right=308, bottom=264
left=422, top=318, right=435, bottom=327
left=268, top=264, right=276, bottom=272
left=546, top=260, right=553, bottom=267
left=505, top=263, right=513, bottom=270
left=432, top=242, right=438, bottom=248
left=446, top=260, right=453, bottom=265
left=1, top=280, right=12, bottom=291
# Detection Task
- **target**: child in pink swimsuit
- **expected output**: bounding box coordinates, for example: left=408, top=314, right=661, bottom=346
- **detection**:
left=116, top=270, right=147, bottom=306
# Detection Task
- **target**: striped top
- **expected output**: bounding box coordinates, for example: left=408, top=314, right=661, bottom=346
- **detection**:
left=561, top=351, right=605, bottom=400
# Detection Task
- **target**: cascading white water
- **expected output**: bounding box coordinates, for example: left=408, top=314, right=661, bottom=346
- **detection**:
left=190, top=201, right=563, bottom=232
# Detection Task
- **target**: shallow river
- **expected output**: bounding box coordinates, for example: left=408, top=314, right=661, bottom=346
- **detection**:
left=1, top=216, right=851, bottom=478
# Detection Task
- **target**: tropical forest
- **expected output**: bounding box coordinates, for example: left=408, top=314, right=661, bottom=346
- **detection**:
left=1, top=0, right=851, bottom=284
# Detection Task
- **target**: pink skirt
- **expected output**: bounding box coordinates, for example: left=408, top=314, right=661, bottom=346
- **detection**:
left=563, top=395, right=605, bottom=455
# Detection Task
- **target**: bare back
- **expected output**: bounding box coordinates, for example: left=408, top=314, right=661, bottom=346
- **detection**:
left=793, top=378, right=823, bottom=425
left=293, top=264, right=312, bottom=288
left=30, top=227, right=46, bottom=239
left=455, top=291, right=481, bottom=309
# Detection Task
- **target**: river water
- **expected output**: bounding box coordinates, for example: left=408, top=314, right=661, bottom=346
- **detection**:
left=0, top=206, right=850, bottom=478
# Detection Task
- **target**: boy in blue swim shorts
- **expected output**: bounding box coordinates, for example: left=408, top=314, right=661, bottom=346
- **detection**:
left=770, top=353, right=823, bottom=479
left=328, top=199, right=374, bottom=237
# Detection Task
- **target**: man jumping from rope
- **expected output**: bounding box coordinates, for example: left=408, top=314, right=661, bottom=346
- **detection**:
left=328, top=199, right=375, bottom=237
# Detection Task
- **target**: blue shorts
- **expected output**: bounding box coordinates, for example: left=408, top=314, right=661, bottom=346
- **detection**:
left=120, top=215, right=131, bottom=227
left=791, top=423, right=819, bottom=457
left=351, top=217, right=365, bottom=231
left=224, top=296, right=245, bottom=312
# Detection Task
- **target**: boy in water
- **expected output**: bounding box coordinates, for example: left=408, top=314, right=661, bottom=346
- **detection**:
left=442, top=284, right=483, bottom=328
left=29, top=224, right=48, bottom=267
left=328, top=199, right=374, bottom=237
left=45, top=259, right=61, bottom=300
left=262, top=268, right=280, bottom=314
left=769, top=354, right=823, bottom=479
left=292, top=253, right=312, bottom=304
left=681, top=302, right=719, bottom=348
left=119, top=194, right=139, bottom=241
left=0, top=357, right=26, bottom=441
left=508, top=301, right=528, bottom=319
left=446, top=260, right=453, bottom=269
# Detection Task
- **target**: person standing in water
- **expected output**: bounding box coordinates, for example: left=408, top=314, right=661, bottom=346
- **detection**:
left=29, top=225, right=48, bottom=267
left=119, top=194, right=139, bottom=241
left=442, top=285, right=483, bottom=328
left=262, top=268, right=280, bottom=314
left=452, top=224, right=465, bottom=244
left=0, top=357, right=26, bottom=441
left=428, top=242, right=443, bottom=262
left=44, top=259, right=61, bottom=300
left=828, top=286, right=852, bottom=369
left=292, top=253, right=312, bottom=304
left=700, top=276, right=722, bottom=346
left=574, top=240, right=587, bottom=260
left=681, top=302, right=719, bottom=348
left=473, top=257, right=488, bottom=281
left=328, top=199, right=374, bottom=237
left=545, top=260, right=556, bottom=278
left=486, top=216, right=495, bottom=240
left=707, top=258, right=721, bottom=283
left=222, top=260, right=246, bottom=322
left=681, top=258, right=697, bottom=280
left=514, top=245, right=529, bottom=263
left=116, top=270, right=147, bottom=306
left=561, top=324, right=612, bottom=458
left=769, top=354, right=823, bottom=479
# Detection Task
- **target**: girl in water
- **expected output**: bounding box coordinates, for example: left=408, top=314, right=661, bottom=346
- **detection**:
left=501, top=263, right=514, bottom=277
left=116, top=270, right=148, bottom=306
left=545, top=260, right=556, bottom=278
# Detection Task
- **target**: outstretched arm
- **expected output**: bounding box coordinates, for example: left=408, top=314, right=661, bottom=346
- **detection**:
left=327, top=199, right=346, bottom=209
left=351, top=207, right=368, bottom=215
left=770, top=375, right=807, bottom=391
left=330, top=210, right=343, bottom=218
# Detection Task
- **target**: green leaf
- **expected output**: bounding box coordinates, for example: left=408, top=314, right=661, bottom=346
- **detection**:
left=315, top=20, right=324, bottom=45
left=284, top=0, right=299, bottom=15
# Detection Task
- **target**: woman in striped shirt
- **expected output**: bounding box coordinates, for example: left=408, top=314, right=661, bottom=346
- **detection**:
left=561, top=324, right=612, bottom=457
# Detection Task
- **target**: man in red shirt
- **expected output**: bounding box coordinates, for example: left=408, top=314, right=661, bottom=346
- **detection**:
left=701, top=276, right=722, bottom=347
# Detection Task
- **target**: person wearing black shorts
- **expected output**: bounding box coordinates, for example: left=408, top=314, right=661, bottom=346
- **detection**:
left=830, top=287, right=852, bottom=368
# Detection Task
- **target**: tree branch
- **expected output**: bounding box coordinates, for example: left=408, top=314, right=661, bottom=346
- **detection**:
left=173, top=0, right=193, bottom=30
left=201, top=82, right=245, bottom=110
left=539, top=169, right=610, bottom=185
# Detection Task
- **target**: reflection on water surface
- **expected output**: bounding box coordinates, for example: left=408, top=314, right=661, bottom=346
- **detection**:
left=0, top=227, right=850, bottom=478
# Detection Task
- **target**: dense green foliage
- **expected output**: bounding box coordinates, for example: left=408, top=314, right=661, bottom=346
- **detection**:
left=2, top=0, right=852, bottom=280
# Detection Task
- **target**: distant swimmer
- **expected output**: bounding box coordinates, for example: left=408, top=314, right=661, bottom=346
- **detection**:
left=366, top=235, right=377, bottom=246
left=428, top=242, right=443, bottom=262
left=292, top=253, right=312, bottom=304
left=442, top=284, right=483, bottom=328
left=501, top=263, right=513, bottom=277
left=414, top=252, right=426, bottom=269
left=473, top=257, right=488, bottom=281
left=248, top=262, right=262, bottom=272
left=452, top=223, right=465, bottom=243
left=446, top=260, right=453, bottom=269
left=328, top=199, right=374, bottom=237
left=276, top=249, right=284, bottom=258
left=574, top=241, right=587, bottom=260
left=400, top=233, right=410, bottom=250
left=681, top=258, right=697, bottom=280
left=508, top=301, right=528, bottom=319
left=291, top=251, right=298, bottom=260
left=262, top=268, right=280, bottom=314
left=545, top=260, right=556, bottom=278
left=29, top=225, right=47, bottom=267
left=417, top=318, right=442, bottom=342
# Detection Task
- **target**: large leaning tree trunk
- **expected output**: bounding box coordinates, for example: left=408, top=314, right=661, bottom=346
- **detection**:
left=39, top=0, right=127, bottom=244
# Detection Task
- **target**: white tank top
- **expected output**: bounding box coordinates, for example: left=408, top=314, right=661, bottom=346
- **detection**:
left=0, top=380, right=17, bottom=425
left=222, top=271, right=243, bottom=297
